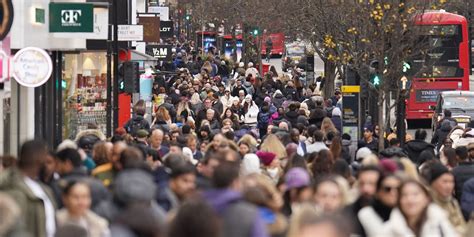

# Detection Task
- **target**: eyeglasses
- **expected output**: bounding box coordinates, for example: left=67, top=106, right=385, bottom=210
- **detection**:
left=382, top=186, right=399, bottom=193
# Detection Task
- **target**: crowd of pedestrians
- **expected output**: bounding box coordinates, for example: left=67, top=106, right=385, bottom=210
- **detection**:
left=0, top=43, right=473, bottom=237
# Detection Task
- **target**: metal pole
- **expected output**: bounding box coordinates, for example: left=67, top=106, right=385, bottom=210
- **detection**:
left=106, top=0, right=113, bottom=137
left=113, top=0, right=119, bottom=132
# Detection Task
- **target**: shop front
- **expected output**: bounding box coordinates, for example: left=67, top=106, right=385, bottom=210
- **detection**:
left=62, top=51, right=108, bottom=140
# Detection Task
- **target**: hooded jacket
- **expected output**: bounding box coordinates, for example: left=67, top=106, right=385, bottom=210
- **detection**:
left=203, top=189, right=269, bottom=237
left=93, top=170, right=166, bottom=223
left=403, top=140, right=435, bottom=165
left=431, top=120, right=452, bottom=150
left=272, top=90, right=285, bottom=108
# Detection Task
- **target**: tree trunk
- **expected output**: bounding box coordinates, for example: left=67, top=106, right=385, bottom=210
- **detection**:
left=243, top=24, right=249, bottom=69
left=378, top=91, right=385, bottom=151
left=257, top=36, right=263, bottom=74
left=231, top=26, right=238, bottom=62
left=323, top=61, right=336, bottom=99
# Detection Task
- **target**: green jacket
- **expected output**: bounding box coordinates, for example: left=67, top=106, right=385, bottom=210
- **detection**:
left=0, top=169, right=56, bottom=237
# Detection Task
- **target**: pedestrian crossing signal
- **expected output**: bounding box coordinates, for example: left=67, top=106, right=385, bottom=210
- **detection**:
left=372, top=75, right=380, bottom=86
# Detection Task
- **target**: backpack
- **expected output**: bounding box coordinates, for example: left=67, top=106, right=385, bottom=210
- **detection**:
left=126, top=117, right=148, bottom=136
left=257, top=112, right=270, bottom=129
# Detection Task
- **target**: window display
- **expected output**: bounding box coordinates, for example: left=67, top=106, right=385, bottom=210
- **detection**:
left=62, top=52, right=108, bottom=139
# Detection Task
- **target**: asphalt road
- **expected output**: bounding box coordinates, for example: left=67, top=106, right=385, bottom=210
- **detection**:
left=267, top=54, right=325, bottom=76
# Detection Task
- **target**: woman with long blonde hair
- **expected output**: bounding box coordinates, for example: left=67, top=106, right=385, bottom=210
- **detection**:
left=260, top=134, right=287, bottom=160
left=321, top=117, right=338, bottom=137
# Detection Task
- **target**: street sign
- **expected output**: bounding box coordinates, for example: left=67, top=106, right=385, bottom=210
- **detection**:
left=49, top=3, right=94, bottom=32
left=145, top=45, right=172, bottom=61
left=137, top=15, right=160, bottom=42
left=160, top=21, right=174, bottom=39
left=118, top=25, right=143, bottom=41
left=53, top=7, right=108, bottom=39
left=0, top=0, right=13, bottom=40
left=342, top=85, right=360, bottom=140
left=12, top=47, right=53, bottom=87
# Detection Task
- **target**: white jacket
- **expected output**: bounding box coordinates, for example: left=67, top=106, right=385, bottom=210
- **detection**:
left=358, top=206, right=387, bottom=237
left=242, top=103, right=259, bottom=125
left=382, top=204, right=458, bottom=237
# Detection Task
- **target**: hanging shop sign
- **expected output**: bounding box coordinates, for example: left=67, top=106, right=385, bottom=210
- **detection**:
left=0, top=0, right=14, bottom=40
left=49, top=3, right=94, bottom=32
left=12, top=47, right=53, bottom=87
left=145, top=45, right=172, bottom=61
left=137, top=15, right=160, bottom=42
left=160, top=21, right=174, bottom=39
left=148, top=6, right=169, bottom=21
left=118, top=25, right=143, bottom=41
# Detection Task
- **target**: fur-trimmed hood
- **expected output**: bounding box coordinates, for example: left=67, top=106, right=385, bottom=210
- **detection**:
left=75, top=129, right=106, bottom=142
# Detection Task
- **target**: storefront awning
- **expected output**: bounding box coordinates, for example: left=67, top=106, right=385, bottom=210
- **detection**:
left=130, top=50, right=158, bottom=61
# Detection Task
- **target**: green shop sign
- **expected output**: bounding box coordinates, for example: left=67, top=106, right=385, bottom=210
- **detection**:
left=49, top=3, right=93, bottom=32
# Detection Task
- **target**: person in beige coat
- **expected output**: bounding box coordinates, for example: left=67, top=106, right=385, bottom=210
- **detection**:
left=382, top=179, right=457, bottom=237
left=56, top=181, right=109, bottom=237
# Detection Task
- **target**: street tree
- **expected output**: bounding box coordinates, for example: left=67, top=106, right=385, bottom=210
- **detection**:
left=280, top=0, right=448, bottom=150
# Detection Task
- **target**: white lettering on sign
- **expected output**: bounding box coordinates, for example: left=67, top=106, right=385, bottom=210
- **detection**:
left=118, top=25, right=143, bottom=41
left=160, top=27, right=172, bottom=32
left=152, top=48, right=168, bottom=57
left=421, top=91, right=437, bottom=95
left=61, top=10, right=82, bottom=26
left=12, top=47, right=53, bottom=88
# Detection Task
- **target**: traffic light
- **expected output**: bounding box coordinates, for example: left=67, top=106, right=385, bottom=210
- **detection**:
left=250, top=27, right=261, bottom=36
left=371, top=74, right=381, bottom=87
left=121, top=62, right=140, bottom=94
left=185, top=15, right=191, bottom=21
left=369, top=60, right=381, bottom=88
left=402, top=62, right=410, bottom=72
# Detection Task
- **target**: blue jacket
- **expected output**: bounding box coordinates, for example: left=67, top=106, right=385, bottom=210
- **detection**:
left=461, top=177, right=474, bottom=220
left=203, top=189, right=269, bottom=237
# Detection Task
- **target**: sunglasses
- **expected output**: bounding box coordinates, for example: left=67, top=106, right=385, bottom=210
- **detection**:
left=382, top=186, right=399, bottom=193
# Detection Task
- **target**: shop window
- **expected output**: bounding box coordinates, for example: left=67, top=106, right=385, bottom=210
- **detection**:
left=62, top=52, right=108, bottom=140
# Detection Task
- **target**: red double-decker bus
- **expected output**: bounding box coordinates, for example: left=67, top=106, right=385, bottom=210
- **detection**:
left=406, top=11, right=470, bottom=121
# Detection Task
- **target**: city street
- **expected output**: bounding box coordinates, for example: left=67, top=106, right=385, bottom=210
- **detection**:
left=0, top=1, right=473, bottom=237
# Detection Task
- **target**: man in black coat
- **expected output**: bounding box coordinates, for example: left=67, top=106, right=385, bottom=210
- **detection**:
left=404, top=129, right=435, bottom=165
left=431, top=120, right=452, bottom=151
left=452, top=145, right=474, bottom=201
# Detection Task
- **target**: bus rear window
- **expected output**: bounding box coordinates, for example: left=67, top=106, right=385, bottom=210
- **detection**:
left=410, top=25, right=463, bottom=78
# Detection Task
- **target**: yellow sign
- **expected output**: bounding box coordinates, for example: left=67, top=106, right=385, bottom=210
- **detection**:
left=341, top=85, right=360, bottom=93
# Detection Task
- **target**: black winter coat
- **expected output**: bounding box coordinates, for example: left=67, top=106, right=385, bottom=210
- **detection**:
left=452, top=162, right=474, bottom=201
left=431, top=120, right=452, bottom=150
left=403, top=140, right=435, bottom=165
